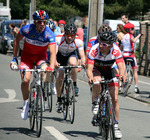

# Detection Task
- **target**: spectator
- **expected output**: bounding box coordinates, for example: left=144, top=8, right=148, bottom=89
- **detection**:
left=116, top=24, right=126, bottom=50
left=121, top=14, right=129, bottom=24
left=21, top=19, right=28, bottom=27
left=54, top=20, right=61, bottom=34
left=58, top=20, right=66, bottom=33
left=74, top=19, right=84, bottom=72
left=74, top=19, right=84, bottom=41
left=9, top=23, right=19, bottom=37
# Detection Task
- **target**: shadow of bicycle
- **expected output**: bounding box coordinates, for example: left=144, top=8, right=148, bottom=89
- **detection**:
left=0, top=127, right=37, bottom=138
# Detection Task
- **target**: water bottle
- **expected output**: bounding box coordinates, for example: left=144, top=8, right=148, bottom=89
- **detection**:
left=102, top=102, right=105, bottom=116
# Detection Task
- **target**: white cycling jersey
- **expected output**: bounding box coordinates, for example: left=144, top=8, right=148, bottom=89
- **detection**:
left=56, top=34, right=84, bottom=56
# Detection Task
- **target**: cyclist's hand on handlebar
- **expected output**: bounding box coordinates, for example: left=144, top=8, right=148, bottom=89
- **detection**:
left=55, top=61, right=60, bottom=68
left=88, top=78, right=93, bottom=85
left=46, top=67, right=53, bottom=72
left=10, top=57, right=19, bottom=71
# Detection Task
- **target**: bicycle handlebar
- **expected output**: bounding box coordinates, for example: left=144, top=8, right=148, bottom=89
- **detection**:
left=92, top=77, right=119, bottom=85
left=22, top=68, right=46, bottom=82
left=58, top=65, right=84, bottom=69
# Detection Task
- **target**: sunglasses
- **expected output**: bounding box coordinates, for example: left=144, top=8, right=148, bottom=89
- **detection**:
left=99, top=41, right=111, bottom=47
left=36, top=20, right=47, bottom=24
left=130, top=28, right=135, bottom=30
left=65, top=34, right=75, bottom=37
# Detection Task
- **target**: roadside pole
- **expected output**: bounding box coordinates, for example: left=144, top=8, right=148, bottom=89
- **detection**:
left=30, top=0, right=36, bottom=20
left=87, top=0, right=104, bottom=41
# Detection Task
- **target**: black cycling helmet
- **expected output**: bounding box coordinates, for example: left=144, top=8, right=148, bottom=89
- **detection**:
left=99, top=31, right=117, bottom=44
left=98, top=24, right=112, bottom=35
left=32, top=10, right=49, bottom=20
left=64, top=23, right=77, bottom=35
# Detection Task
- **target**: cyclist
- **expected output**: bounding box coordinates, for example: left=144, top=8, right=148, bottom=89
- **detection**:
left=87, top=31, right=125, bottom=139
left=10, top=10, right=56, bottom=120
left=122, top=22, right=143, bottom=93
left=86, top=24, right=112, bottom=59
left=55, top=23, right=86, bottom=112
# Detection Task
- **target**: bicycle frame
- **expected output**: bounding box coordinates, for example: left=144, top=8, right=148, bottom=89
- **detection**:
left=92, top=77, right=118, bottom=140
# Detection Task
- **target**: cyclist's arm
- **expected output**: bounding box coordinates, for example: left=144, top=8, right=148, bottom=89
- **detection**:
left=87, top=63, right=94, bottom=83
left=13, top=32, right=23, bottom=57
left=78, top=49, right=86, bottom=65
left=49, top=43, right=56, bottom=69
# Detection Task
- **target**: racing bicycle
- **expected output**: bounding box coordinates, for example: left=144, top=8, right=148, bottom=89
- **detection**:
left=119, top=58, right=134, bottom=96
left=91, top=76, right=119, bottom=140
left=58, top=65, right=83, bottom=124
left=22, top=65, right=46, bottom=137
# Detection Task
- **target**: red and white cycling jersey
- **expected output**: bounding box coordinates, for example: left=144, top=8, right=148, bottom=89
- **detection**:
left=87, top=43, right=123, bottom=69
left=121, top=33, right=134, bottom=57
left=56, top=34, right=84, bottom=56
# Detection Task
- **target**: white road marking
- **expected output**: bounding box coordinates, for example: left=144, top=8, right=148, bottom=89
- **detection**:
left=0, top=89, right=20, bottom=103
left=138, top=80, right=150, bottom=86
left=45, top=126, right=69, bottom=140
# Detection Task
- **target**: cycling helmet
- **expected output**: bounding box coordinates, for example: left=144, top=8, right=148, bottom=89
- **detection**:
left=124, top=23, right=134, bottom=29
left=64, top=23, right=77, bottom=35
left=99, top=31, right=117, bottom=44
left=98, top=24, right=112, bottom=35
left=32, top=10, right=49, bottom=20
left=46, top=20, right=56, bottom=31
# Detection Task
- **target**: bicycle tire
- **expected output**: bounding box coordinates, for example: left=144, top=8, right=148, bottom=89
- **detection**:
left=105, top=95, right=116, bottom=140
left=61, top=81, right=68, bottom=120
left=123, top=65, right=133, bottom=96
left=68, top=80, right=75, bottom=124
left=97, top=96, right=104, bottom=136
left=35, top=86, right=43, bottom=137
left=29, top=87, right=35, bottom=131
left=47, top=82, right=53, bottom=112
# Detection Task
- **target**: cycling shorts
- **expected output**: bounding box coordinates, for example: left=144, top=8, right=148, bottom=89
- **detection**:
left=20, top=51, right=48, bottom=71
left=124, top=56, right=137, bottom=69
left=57, top=50, right=78, bottom=66
left=93, top=68, right=118, bottom=87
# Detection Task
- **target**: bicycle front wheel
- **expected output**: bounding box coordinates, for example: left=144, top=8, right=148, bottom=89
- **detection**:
left=29, top=87, right=35, bottom=131
left=35, top=86, right=43, bottom=137
left=46, top=82, right=53, bottom=112
left=68, top=80, right=75, bottom=124
left=61, top=81, right=68, bottom=120
left=105, top=95, right=116, bottom=140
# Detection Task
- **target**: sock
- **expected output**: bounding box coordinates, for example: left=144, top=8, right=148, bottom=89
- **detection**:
left=57, top=97, right=61, bottom=102
left=135, top=85, right=138, bottom=88
left=73, top=82, right=77, bottom=87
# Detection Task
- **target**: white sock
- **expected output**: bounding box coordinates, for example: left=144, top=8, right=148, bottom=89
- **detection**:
left=135, top=85, right=138, bottom=88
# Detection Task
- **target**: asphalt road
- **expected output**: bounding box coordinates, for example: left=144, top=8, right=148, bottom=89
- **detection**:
left=0, top=54, right=150, bottom=140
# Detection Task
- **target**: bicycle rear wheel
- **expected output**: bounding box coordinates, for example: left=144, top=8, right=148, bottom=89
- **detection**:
left=68, top=80, right=75, bottom=124
left=61, top=81, right=68, bottom=120
left=123, top=65, right=133, bottom=96
left=35, top=86, right=43, bottom=137
left=29, top=87, right=35, bottom=131
left=105, top=96, right=116, bottom=140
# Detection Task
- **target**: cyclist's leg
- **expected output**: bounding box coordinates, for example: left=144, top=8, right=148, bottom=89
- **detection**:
left=68, top=55, right=79, bottom=96
left=130, top=56, right=140, bottom=93
left=91, top=69, right=101, bottom=125
left=20, top=56, right=33, bottom=120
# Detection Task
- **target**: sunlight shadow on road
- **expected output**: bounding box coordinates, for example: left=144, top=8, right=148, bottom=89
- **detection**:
left=0, top=127, right=37, bottom=138
left=64, top=130, right=101, bottom=140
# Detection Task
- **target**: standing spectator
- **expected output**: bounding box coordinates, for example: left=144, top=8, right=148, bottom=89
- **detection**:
left=58, top=20, right=66, bottom=33
left=116, top=24, right=126, bottom=50
left=21, top=19, right=28, bottom=27
left=54, top=20, right=61, bottom=34
left=74, top=19, right=84, bottom=41
left=74, top=19, right=84, bottom=71
left=9, top=23, right=19, bottom=37
left=121, top=14, right=129, bottom=24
